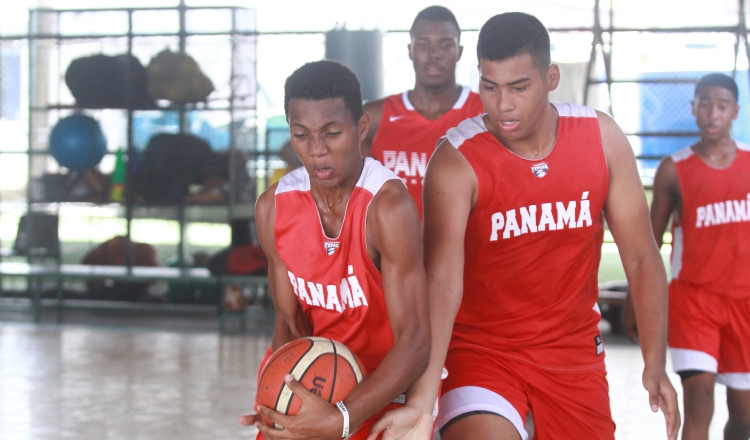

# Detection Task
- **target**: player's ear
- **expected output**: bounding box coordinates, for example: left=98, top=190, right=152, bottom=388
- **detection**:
left=734, top=103, right=740, bottom=120
left=407, top=43, right=414, bottom=61
left=546, top=63, right=560, bottom=91
left=690, top=100, right=697, bottom=117
left=457, top=44, right=464, bottom=61
left=358, top=111, right=370, bottom=142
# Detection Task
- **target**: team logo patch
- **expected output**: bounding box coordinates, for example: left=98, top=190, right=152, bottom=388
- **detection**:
left=531, top=162, right=549, bottom=178
left=324, top=241, right=339, bottom=256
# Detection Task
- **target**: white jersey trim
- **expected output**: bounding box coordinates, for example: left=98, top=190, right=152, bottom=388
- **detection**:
left=737, top=141, right=750, bottom=152
left=438, top=386, right=528, bottom=440
left=717, top=373, right=750, bottom=390
left=552, top=102, right=597, bottom=118
left=444, top=115, right=487, bottom=149
left=452, top=86, right=471, bottom=109
left=276, top=166, right=310, bottom=194
left=402, top=91, right=415, bottom=111
left=276, top=158, right=399, bottom=197
left=402, top=86, right=472, bottom=112
left=670, top=226, right=683, bottom=279
left=670, top=348, right=718, bottom=373
left=357, top=157, right=402, bottom=196
left=671, top=146, right=694, bottom=163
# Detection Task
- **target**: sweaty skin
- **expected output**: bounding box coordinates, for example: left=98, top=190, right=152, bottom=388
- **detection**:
left=242, top=97, right=430, bottom=440
left=371, top=53, right=680, bottom=440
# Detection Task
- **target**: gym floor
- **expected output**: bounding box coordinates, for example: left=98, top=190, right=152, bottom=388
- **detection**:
left=0, top=309, right=728, bottom=440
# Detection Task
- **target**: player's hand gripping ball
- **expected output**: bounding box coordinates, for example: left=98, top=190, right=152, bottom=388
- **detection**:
left=256, top=337, right=367, bottom=436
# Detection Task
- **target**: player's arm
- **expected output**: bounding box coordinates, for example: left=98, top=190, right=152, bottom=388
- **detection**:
left=369, top=140, right=477, bottom=439
left=361, top=99, right=384, bottom=158
left=650, top=157, right=680, bottom=249
left=623, top=157, right=680, bottom=342
left=598, top=111, right=680, bottom=440
left=257, top=180, right=430, bottom=440
left=239, top=185, right=312, bottom=429
left=255, top=184, right=313, bottom=350
left=332, top=179, right=432, bottom=432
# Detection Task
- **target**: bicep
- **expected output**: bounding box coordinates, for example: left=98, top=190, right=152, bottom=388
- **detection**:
left=423, top=143, right=475, bottom=306
left=649, top=158, right=678, bottom=248
left=598, top=114, right=659, bottom=261
left=255, top=188, right=311, bottom=349
left=370, top=184, right=428, bottom=337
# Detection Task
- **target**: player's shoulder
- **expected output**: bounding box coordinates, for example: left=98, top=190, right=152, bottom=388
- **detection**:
left=553, top=102, right=598, bottom=118
left=276, top=166, right=310, bottom=194
left=369, top=178, right=419, bottom=228
left=357, top=157, right=402, bottom=194
left=443, top=114, right=488, bottom=149
left=669, top=145, right=694, bottom=164
left=255, top=181, right=279, bottom=226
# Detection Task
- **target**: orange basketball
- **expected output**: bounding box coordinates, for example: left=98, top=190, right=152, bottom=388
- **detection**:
left=257, top=337, right=366, bottom=431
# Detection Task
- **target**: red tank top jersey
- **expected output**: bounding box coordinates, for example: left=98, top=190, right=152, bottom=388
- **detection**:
left=274, top=158, right=400, bottom=374
left=370, top=86, right=484, bottom=217
left=670, top=143, right=750, bottom=297
left=445, top=103, right=609, bottom=371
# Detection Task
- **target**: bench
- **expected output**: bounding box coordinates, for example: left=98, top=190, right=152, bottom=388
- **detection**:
left=0, top=261, right=268, bottom=333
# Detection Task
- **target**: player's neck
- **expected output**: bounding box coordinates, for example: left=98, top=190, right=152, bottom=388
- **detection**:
left=488, top=103, right=559, bottom=160
left=408, top=83, right=462, bottom=121
left=692, top=136, right=737, bottom=168
left=310, top=160, right=363, bottom=237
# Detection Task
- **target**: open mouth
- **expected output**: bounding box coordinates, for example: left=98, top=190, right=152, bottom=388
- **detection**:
left=314, top=167, right=333, bottom=179
left=498, top=120, right=520, bottom=131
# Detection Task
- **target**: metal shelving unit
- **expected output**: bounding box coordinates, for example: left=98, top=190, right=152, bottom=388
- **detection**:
left=21, top=2, right=258, bottom=268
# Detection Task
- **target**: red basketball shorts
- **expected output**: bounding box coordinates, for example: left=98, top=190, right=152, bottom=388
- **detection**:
left=668, top=279, right=750, bottom=389
left=438, top=347, right=615, bottom=440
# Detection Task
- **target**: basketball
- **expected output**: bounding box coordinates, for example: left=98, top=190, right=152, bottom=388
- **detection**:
left=257, top=337, right=366, bottom=431
left=49, top=114, right=107, bottom=172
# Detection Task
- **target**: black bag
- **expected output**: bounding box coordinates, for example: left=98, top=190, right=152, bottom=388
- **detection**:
left=136, top=133, right=220, bottom=203
left=65, top=54, right=154, bottom=109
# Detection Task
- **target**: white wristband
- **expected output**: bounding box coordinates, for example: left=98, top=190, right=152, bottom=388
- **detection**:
left=336, top=401, right=350, bottom=438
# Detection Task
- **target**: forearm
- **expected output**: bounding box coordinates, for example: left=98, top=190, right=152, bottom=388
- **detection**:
left=624, top=252, right=669, bottom=367
left=405, top=284, right=462, bottom=414
left=343, top=323, right=430, bottom=431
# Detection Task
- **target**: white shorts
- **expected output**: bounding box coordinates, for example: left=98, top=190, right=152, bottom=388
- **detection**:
left=437, top=386, right=528, bottom=440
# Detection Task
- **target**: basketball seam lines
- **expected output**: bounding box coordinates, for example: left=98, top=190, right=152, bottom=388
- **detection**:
left=275, top=341, right=315, bottom=425
left=330, top=339, right=338, bottom=403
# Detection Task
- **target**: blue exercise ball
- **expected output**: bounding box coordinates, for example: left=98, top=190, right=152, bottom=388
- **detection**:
left=49, top=114, right=107, bottom=171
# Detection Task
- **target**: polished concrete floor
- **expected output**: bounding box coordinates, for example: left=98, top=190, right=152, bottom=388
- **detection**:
left=0, top=309, right=731, bottom=440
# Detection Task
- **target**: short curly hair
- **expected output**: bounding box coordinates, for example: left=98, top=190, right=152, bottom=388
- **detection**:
left=477, top=13, right=550, bottom=73
left=284, top=60, right=364, bottom=123
left=410, top=6, right=461, bottom=40
left=695, top=73, right=738, bottom=102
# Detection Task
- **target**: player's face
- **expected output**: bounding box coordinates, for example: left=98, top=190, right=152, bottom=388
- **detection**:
left=478, top=54, right=559, bottom=143
left=692, top=86, right=739, bottom=142
left=287, top=97, right=368, bottom=189
left=409, top=20, right=462, bottom=88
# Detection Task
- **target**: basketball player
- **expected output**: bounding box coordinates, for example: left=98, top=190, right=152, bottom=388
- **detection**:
left=239, top=60, right=430, bottom=440
left=370, top=12, right=680, bottom=440
left=647, top=73, right=750, bottom=440
left=363, top=5, right=483, bottom=217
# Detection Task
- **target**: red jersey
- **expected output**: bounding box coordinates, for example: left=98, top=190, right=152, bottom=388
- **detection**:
left=370, top=86, right=484, bottom=216
left=670, top=143, right=750, bottom=298
left=446, top=104, right=609, bottom=371
left=274, top=158, right=400, bottom=374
